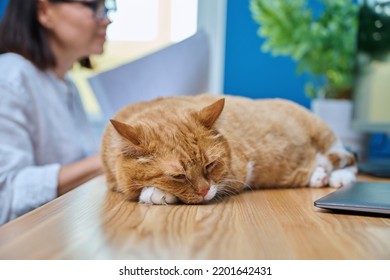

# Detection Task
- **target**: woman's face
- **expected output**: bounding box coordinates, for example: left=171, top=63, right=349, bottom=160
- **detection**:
left=38, top=0, right=110, bottom=60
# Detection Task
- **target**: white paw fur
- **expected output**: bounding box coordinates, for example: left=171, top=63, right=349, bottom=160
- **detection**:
left=328, top=167, right=357, bottom=188
left=309, top=166, right=329, bottom=188
left=139, top=187, right=178, bottom=205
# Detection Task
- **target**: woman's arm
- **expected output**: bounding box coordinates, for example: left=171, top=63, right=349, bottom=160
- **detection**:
left=57, top=154, right=103, bottom=196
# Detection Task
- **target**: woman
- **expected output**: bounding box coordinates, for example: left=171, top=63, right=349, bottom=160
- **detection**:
left=0, top=0, right=113, bottom=224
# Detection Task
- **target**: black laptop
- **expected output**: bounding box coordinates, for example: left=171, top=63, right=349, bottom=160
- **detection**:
left=314, top=181, right=390, bottom=215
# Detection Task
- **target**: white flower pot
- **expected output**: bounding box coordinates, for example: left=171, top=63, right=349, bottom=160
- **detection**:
left=311, top=99, right=368, bottom=160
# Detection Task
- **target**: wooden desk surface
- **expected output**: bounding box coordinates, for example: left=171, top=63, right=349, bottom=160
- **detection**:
left=0, top=175, right=389, bottom=260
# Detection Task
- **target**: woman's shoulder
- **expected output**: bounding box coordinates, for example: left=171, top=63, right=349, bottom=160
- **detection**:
left=0, top=53, right=39, bottom=84
left=0, top=52, right=36, bottom=68
left=0, top=53, right=43, bottom=95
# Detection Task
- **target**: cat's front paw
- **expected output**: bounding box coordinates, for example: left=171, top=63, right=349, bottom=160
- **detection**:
left=309, top=166, right=329, bottom=188
left=329, top=167, right=356, bottom=188
left=139, top=187, right=178, bottom=205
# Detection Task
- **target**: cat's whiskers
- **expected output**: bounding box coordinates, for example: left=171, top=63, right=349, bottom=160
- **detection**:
left=219, top=177, right=252, bottom=191
left=212, top=195, right=226, bottom=203
left=214, top=187, right=237, bottom=201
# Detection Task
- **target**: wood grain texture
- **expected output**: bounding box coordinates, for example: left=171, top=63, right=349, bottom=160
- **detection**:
left=0, top=175, right=389, bottom=259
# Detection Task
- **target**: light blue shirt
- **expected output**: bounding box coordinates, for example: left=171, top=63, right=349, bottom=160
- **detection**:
left=0, top=53, right=98, bottom=224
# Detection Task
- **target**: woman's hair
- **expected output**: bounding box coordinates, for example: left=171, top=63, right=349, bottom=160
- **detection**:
left=0, top=0, right=92, bottom=70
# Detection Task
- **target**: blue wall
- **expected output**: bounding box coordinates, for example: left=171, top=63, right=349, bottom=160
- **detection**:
left=223, top=0, right=311, bottom=108
left=0, top=0, right=8, bottom=19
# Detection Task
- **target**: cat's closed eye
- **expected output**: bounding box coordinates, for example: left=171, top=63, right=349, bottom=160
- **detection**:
left=171, top=174, right=187, bottom=181
left=206, top=161, right=218, bottom=171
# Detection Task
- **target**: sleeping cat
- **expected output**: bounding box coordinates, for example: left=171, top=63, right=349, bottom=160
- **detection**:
left=101, top=94, right=356, bottom=205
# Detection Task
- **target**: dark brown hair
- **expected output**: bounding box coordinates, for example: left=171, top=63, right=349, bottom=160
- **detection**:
left=0, top=0, right=92, bottom=70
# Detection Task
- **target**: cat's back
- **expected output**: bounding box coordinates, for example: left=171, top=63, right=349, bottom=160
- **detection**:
left=107, top=93, right=328, bottom=140
left=194, top=94, right=328, bottom=139
left=192, top=94, right=335, bottom=165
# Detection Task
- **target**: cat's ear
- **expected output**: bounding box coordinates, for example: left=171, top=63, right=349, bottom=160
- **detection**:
left=110, top=119, right=144, bottom=156
left=197, top=98, right=225, bottom=129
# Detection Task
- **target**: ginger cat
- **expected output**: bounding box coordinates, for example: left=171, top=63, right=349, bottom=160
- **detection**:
left=101, top=94, right=356, bottom=205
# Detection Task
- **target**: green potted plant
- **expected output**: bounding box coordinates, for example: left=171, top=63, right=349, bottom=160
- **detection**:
left=250, top=0, right=359, bottom=99
left=250, top=0, right=368, bottom=158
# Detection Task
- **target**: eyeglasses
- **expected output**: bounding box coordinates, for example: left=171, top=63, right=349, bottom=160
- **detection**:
left=50, top=0, right=117, bottom=20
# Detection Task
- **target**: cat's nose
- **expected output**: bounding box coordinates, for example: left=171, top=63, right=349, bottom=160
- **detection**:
left=198, top=187, right=210, bottom=198
left=197, top=178, right=210, bottom=198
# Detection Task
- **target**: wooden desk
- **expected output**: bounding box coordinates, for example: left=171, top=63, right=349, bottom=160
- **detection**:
left=0, top=175, right=389, bottom=260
